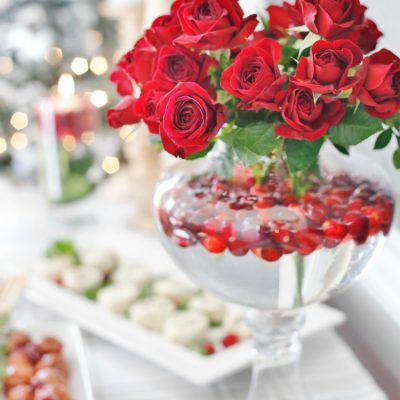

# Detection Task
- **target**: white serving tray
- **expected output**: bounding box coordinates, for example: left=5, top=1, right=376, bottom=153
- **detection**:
left=26, top=277, right=345, bottom=386
left=9, top=319, right=95, bottom=400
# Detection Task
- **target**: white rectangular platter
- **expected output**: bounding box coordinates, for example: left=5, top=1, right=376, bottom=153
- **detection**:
left=10, top=319, right=95, bottom=400
left=26, top=277, right=345, bottom=386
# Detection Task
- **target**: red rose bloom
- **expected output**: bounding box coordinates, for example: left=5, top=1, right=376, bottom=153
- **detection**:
left=134, top=81, right=170, bottom=134
left=350, top=49, right=400, bottom=119
left=145, top=14, right=183, bottom=48
left=110, top=65, right=132, bottom=96
left=267, top=1, right=304, bottom=38
left=346, top=19, right=382, bottom=54
left=106, top=97, right=141, bottom=129
left=220, top=38, right=286, bottom=111
left=291, top=39, right=363, bottom=94
left=120, top=37, right=157, bottom=85
left=153, top=45, right=216, bottom=96
left=276, top=85, right=346, bottom=140
left=174, top=0, right=258, bottom=50
left=299, top=0, right=364, bottom=39
left=156, top=82, right=227, bottom=158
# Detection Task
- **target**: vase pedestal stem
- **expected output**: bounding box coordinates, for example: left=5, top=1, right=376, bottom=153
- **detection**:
left=246, top=309, right=311, bottom=400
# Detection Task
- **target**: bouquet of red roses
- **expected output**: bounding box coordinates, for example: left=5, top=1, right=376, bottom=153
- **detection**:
left=107, top=0, right=400, bottom=174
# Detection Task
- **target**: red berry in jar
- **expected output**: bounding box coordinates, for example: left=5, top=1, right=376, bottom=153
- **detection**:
left=228, top=239, right=249, bottom=257
left=294, top=228, right=322, bottom=256
left=201, top=235, right=227, bottom=253
left=347, top=198, right=364, bottom=211
left=222, top=333, right=239, bottom=348
left=361, top=206, right=382, bottom=235
left=343, top=211, right=369, bottom=244
left=172, top=229, right=197, bottom=248
left=322, top=220, right=348, bottom=241
left=261, top=246, right=283, bottom=262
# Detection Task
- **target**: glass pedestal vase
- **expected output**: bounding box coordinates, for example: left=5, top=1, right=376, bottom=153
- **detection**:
left=154, top=143, right=394, bottom=399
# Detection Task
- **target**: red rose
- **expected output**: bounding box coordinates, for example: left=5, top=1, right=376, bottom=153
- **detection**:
left=267, top=1, right=304, bottom=38
left=276, top=85, right=346, bottom=140
left=174, top=0, right=258, bottom=50
left=106, top=97, right=141, bottom=129
left=145, top=14, right=183, bottom=48
left=346, top=19, right=382, bottom=54
left=153, top=45, right=216, bottom=97
left=134, top=81, right=170, bottom=134
left=110, top=65, right=132, bottom=96
left=291, top=39, right=363, bottom=94
left=350, top=49, right=400, bottom=119
left=120, top=37, right=157, bottom=85
left=220, top=38, right=286, bottom=111
left=299, top=0, right=364, bottom=39
left=156, top=82, right=227, bottom=158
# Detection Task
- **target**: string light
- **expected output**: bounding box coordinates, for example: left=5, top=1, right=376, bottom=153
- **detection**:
left=120, top=126, right=137, bottom=143
left=45, top=47, right=63, bottom=65
left=90, top=56, right=108, bottom=75
left=62, top=135, right=77, bottom=152
left=90, top=90, right=108, bottom=108
left=87, top=30, right=103, bottom=48
left=102, top=156, right=120, bottom=175
left=10, top=132, right=28, bottom=150
left=10, top=112, right=28, bottom=130
left=81, top=131, right=95, bottom=145
left=0, top=138, right=7, bottom=154
left=71, top=57, right=89, bottom=76
left=0, top=57, right=14, bottom=75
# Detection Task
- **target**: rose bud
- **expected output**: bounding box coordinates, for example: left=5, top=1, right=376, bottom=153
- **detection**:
left=156, top=82, right=227, bottom=158
left=275, top=85, right=346, bottom=141
left=350, top=49, right=400, bottom=119
left=174, top=0, right=258, bottom=50
left=106, top=97, right=141, bottom=129
left=220, top=38, right=286, bottom=111
left=298, top=0, right=364, bottom=40
left=291, top=39, right=363, bottom=94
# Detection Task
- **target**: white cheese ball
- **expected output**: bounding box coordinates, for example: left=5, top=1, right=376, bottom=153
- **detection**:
left=153, top=277, right=193, bottom=306
left=223, top=307, right=251, bottom=340
left=81, top=250, right=118, bottom=274
left=97, top=284, right=140, bottom=315
left=129, top=296, right=176, bottom=332
left=112, top=264, right=151, bottom=290
left=34, top=256, right=71, bottom=280
left=164, top=311, right=209, bottom=346
left=188, top=293, right=225, bottom=325
left=61, top=266, right=104, bottom=293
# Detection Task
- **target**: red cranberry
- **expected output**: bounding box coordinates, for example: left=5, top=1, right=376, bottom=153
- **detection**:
left=255, top=196, right=276, bottom=209
left=322, top=220, right=348, bottom=241
left=222, top=333, right=239, bottom=348
left=159, top=209, right=173, bottom=237
left=294, top=228, right=322, bottom=255
left=228, top=240, right=249, bottom=256
left=203, top=342, right=215, bottom=355
left=201, top=235, right=227, bottom=253
left=343, top=211, right=369, bottom=244
left=361, top=206, right=382, bottom=235
left=347, top=198, right=364, bottom=211
left=172, top=229, right=197, bottom=248
left=261, top=245, right=283, bottom=262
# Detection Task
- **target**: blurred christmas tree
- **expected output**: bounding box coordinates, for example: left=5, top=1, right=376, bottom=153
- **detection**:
left=0, top=0, right=118, bottom=169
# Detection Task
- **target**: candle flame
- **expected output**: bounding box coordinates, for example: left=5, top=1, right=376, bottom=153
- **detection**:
left=58, top=73, right=75, bottom=98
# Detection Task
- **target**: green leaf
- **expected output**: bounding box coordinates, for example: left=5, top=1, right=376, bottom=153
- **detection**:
left=332, top=142, right=350, bottom=155
left=374, top=128, right=393, bottom=150
left=186, top=142, right=215, bottom=160
left=297, top=32, right=320, bottom=57
left=217, top=90, right=233, bottom=104
left=222, top=122, right=279, bottom=166
left=393, top=148, right=400, bottom=169
left=329, top=107, right=382, bottom=146
left=284, top=138, right=324, bottom=174
left=45, top=240, right=80, bottom=265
